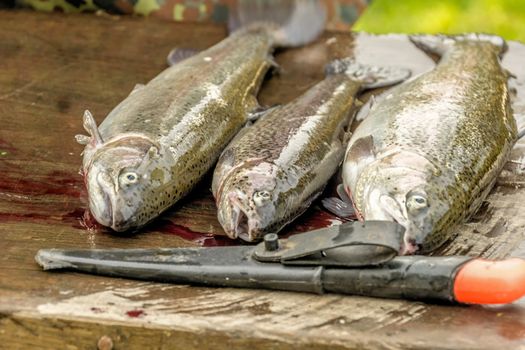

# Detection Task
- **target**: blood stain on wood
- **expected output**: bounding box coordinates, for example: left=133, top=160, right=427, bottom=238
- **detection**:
left=148, top=219, right=237, bottom=247
left=126, top=309, right=146, bottom=318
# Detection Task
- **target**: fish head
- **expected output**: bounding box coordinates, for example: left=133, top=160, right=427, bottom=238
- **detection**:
left=217, top=162, right=279, bottom=241
left=357, top=157, right=444, bottom=254
left=84, top=136, right=164, bottom=231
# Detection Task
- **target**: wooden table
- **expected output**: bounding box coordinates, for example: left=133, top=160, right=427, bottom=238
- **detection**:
left=0, top=10, right=524, bottom=350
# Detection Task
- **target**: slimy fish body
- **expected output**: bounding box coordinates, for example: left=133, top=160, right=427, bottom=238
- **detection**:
left=213, top=60, right=409, bottom=241
left=342, top=34, right=517, bottom=254
left=76, top=0, right=326, bottom=231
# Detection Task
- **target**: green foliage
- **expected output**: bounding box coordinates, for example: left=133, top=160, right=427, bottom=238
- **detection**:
left=354, top=0, right=525, bottom=42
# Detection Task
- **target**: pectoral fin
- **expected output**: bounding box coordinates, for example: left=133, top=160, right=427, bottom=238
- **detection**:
left=355, top=95, right=375, bottom=122
left=336, top=183, right=352, bottom=204
left=322, top=184, right=357, bottom=219
left=247, top=105, right=280, bottom=122
left=322, top=197, right=356, bottom=219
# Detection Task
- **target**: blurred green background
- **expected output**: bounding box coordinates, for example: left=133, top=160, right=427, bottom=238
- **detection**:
left=355, top=0, right=525, bottom=42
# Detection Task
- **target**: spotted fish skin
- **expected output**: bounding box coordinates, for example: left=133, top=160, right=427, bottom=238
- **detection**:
left=76, top=1, right=327, bottom=231
left=342, top=34, right=517, bottom=254
left=213, top=61, right=410, bottom=241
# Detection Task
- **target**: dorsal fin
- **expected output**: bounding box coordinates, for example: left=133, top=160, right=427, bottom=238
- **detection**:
left=166, top=48, right=201, bottom=66
left=325, top=58, right=411, bottom=90
left=75, top=110, right=103, bottom=146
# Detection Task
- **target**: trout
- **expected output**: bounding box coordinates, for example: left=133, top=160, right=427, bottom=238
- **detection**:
left=75, top=0, right=326, bottom=231
left=341, top=34, right=517, bottom=254
left=213, top=60, right=410, bottom=241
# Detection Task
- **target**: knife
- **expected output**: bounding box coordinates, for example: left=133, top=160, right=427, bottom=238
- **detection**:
left=35, top=221, right=525, bottom=304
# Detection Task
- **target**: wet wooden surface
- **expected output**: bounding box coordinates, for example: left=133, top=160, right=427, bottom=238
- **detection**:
left=1, top=10, right=525, bottom=350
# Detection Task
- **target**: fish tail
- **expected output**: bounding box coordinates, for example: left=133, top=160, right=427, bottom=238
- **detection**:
left=229, top=0, right=326, bottom=47
left=410, top=34, right=507, bottom=57
left=325, top=58, right=411, bottom=89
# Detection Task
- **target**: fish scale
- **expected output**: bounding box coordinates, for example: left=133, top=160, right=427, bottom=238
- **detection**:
left=213, top=62, right=410, bottom=241
left=76, top=0, right=327, bottom=231
left=213, top=74, right=360, bottom=241
left=343, top=34, right=517, bottom=254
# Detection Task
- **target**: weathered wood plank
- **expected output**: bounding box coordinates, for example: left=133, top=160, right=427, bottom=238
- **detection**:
left=0, top=10, right=524, bottom=350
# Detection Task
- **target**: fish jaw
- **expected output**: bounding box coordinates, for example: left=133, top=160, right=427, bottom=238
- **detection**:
left=364, top=191, right=424, bottom=255
left=353, top=164, right=436, bottom=255
left=215, top=162, right=279, bottom=241
left=86, top=170, right=113, bottom=228
left=86, top=165, right=137, bottom=232
left=218, top=191, right=261, bottom=241
left=217, top=189, right=278, bottom=242
left=361, top=187, right=414, bottom=254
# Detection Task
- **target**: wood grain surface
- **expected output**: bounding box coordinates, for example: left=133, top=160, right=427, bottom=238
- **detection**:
left=0, top=10, right=524, bottom=350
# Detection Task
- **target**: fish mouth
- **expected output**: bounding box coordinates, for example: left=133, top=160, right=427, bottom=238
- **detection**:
left=87, top=171, right=123, bottom=231
left=379, top=194, right=424, bottom=254
left=380, top=207, right=420, bottom=255
left=224, top=192, right=261, bottom=242
left=232, top=205, right=251, bottom=241
left=365, top=193, right=421, bottom=255
left=401, top=237, right=420, bottom=255
left=381, top=208, right=422, bottom=255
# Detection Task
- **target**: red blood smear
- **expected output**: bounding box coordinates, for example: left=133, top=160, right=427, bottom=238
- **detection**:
left=126, top=309, right=145, bottom=318
left=154, top=209, right=349, bottom=246
left=0, top=171, right=83, bottom=198
left=0, top=160, right=351, bottom=246
left=0, top=212, right=55, bottom=222
left=61, top=208, right=109, bottom=232
left=152, top=219, right=238, bottom=247
left=285, top=208, right=352, bottom=237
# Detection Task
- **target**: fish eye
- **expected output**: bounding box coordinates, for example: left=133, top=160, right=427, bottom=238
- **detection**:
left=254, top=191, right=270, bottom=199
left=253, top=191, right=271, bottom=206
left=120, top=171, right=139, bottom=185
left=414, top=196, right=425, bottom=204
left=406, top=191, right=428, bottom=214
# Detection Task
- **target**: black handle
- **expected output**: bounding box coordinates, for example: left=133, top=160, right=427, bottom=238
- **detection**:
left=323, top=256, right=471, bottom=301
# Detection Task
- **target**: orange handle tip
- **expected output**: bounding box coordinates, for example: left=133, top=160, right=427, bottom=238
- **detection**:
left=454, top=258, right=525, bottom=304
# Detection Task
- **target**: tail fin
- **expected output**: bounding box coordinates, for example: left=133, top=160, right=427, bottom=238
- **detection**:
left=229, top=0, right=326, bottom=47
left=410, top=34, right=507, bottom=57
left=326, top=58, right=411, bottom=89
